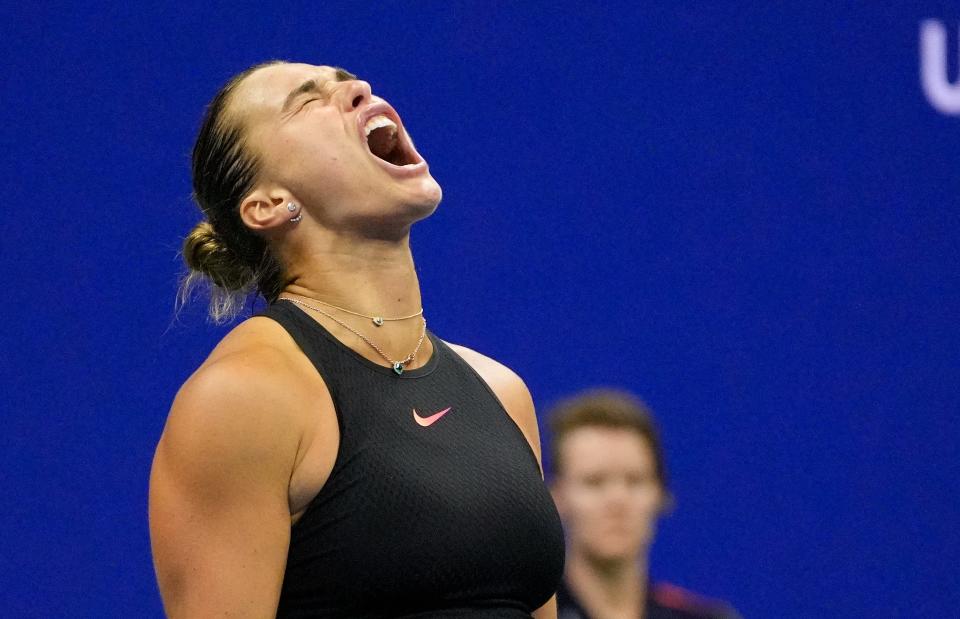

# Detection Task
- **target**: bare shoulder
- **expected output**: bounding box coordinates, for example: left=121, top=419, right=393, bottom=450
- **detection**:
left=445, top=342, right=532, bottom=410
left=445, top=342, right=542, bottom=470
left=205, top=313, right=303, bottom=368
left=164, top=316, right=312, bottom=457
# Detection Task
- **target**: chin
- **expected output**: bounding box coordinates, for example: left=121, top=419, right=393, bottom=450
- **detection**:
left=591, top=536, right=648, bottom=562
left=586, top=546, right=639, bottom=566
left=401, top=177, right=442, bottom=218
left=416, top=173, right=443, bottom=204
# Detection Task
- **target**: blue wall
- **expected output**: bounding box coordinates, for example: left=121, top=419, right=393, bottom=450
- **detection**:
left=2, top=3, right=958, bottom=617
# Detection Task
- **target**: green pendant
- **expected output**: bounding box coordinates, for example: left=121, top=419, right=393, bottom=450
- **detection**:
left=393, top=362, right=404, bottom=375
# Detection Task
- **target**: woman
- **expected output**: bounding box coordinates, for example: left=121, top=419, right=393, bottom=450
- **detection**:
left=149, top=61, right=564, bottom=618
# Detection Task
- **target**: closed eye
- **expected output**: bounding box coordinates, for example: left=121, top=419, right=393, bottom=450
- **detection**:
left=284, top=68, right=358, bottom=115
left=296, top=97, right=322, bottom=112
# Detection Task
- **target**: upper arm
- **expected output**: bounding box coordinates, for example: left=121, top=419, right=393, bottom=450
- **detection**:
left=149, top=352, right=302, bottom=618
left=447, top=343, right=544, bottom=474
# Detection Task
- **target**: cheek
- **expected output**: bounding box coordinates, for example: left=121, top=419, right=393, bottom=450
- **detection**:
left=563, top=491, right=611, bottom=527
left=263, top=122, right=358, bottom=173
left=277, top=138, right=343, bottom=170
left=630, top=488, right=665, bottom=519
left=264, top=144, right=355, bottom=199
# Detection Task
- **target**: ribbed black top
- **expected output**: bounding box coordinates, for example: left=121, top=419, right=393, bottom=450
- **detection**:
left=257, top=300, right=565, bottom=618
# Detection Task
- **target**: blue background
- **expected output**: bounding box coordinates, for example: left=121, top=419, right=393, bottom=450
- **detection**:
left=2, top=2, right=958, bottom=617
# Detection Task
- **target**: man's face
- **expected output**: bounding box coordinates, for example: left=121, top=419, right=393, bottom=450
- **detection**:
left=552, top=427, right=666, bottom=563
left=231, top=62, right=442, bottom=231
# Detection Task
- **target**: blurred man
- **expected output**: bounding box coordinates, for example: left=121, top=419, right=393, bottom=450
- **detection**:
left=548, top=390, right=739, bottom=619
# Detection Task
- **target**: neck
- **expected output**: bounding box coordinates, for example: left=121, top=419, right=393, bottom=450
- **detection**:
left=565, top=551, right=648, bottom=619
left=283, top=231, right=422, bottom=314
left=279, top=230, right=430, bottom=368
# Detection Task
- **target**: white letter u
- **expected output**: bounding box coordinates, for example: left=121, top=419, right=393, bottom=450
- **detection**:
left=920, top=19, right=960, bottom=115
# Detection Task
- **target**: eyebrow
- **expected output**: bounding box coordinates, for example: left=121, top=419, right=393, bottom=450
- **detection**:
left=281, top=67, right=358, bottom=113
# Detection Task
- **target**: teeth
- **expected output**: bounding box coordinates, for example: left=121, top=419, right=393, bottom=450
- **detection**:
left=364, top=114, right=397, bottom=137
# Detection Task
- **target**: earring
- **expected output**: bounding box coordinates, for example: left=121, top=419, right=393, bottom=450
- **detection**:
left=287, top=202, right=302, bottom=223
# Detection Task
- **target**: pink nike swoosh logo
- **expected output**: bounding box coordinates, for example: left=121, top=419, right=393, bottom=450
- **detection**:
left=412, top=407, right=452, bottom=427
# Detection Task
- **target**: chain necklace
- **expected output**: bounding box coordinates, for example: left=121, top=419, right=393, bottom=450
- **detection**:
left=281, top=293, right=423, bottom=327
left=280, top=296, right=427, bottom=375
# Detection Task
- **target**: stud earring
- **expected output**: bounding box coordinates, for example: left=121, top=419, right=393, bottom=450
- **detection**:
left=287, top=202, right=302, bottom=223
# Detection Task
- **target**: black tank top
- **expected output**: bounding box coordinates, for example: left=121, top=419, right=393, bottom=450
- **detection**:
left=257, top=300, right=565, bottom=618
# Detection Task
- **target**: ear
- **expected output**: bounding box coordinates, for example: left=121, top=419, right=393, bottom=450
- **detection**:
left=238, top=187, right=298, bottom=233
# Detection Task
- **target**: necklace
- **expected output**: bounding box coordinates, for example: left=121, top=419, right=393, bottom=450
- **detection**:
left=282, top=294, right=423, bottom=327
left=280, top=296, right=427, bottom=375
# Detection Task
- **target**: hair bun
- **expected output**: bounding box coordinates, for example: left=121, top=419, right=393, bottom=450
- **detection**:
left=182, top=221, right=252, bottom=290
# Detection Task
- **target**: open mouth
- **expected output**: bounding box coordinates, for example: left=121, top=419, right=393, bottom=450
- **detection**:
left=362, top=112, right=421, bottom=168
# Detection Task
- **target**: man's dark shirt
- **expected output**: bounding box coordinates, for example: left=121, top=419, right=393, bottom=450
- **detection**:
left=557, top=579, right=741, bottom=619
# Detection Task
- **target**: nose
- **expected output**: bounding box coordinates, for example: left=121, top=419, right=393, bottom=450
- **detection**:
left=605, top=480, right=632, bottom=507
left=338, top=79, right=372, bottom=111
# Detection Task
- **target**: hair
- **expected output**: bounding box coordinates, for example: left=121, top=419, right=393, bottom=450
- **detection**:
left=547, top=389, right=670, bottom=494
left=177, top=60, right=288, bottom=324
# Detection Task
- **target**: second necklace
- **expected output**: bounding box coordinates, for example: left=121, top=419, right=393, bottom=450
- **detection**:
left=280, top=296, right=427, bottom=376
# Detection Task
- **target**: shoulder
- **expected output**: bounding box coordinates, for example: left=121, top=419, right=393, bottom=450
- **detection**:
left=445, top=343, right=532, bottom=409
left=161, top=316, right=324, bottom=475
left=650, top=582, right=742, bottom=619
left=176, top=316, right=308, bottom=417
left=445, top=342, right=542, bottom=468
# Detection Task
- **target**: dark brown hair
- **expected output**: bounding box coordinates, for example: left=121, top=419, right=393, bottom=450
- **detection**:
left=547, top=389, right=670, bottom=494
left=178, top=60, right=287, bottom=323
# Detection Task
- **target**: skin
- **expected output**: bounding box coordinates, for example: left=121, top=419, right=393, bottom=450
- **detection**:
left=551, top=427, right=667, bottom=619
left=149, top=63, right=556, bottom=618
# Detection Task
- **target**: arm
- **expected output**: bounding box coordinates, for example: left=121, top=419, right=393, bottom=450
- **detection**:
left=446, top=344, right=557, bottom=619
left=533, top=596, right=558, bottom=619
left=149, top=350, right=303, bottom=618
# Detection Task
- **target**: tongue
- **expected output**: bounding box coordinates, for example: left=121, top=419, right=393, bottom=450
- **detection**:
left=368, top=126, right=398, bottom=161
